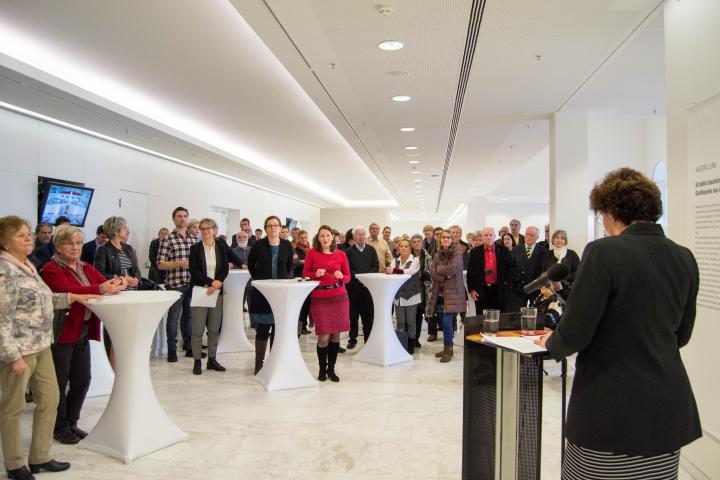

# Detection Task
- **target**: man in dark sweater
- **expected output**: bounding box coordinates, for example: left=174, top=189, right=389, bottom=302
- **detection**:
left=344, top=226, right=378, bottom=349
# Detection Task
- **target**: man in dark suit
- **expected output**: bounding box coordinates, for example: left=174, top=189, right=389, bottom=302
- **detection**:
left=345, top=226, right=378, bottom=349
left=467, top=227, right=511, bottom=313
left=231, top=218, right=256, bottom=248
left=81, top=225, right=107, bottom=264
left=509, top=218, right=525, bottom=247
left=33, top=215, right=71, bottom=269
left=505, top=226, right=544, bottom=313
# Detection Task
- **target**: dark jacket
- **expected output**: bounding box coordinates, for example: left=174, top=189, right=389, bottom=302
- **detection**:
left=94, top=242, right=141, bottom=281
left=216, top=236, right=244, bottom=268
left=188, top=240, right=229, bottom=292
left=32, top=242, right=55, bottom=269
left=546, top=223, right=701, bottom=455
left=466, top=244, right=511, bottom=301
left=148, top=238, right=165, bottom=284
left=81, top=240, right=100, bottom=264
left=504, top=242, right=544, bottom=312
left=426, top=244, right=467, bottom=315
left=231, top=234, right=256, bottom=249
left=345, top=244, right=379, bottom=291
left=246, top=237, right=294, bottom=314
left=540, top=248, right=580, bottom=299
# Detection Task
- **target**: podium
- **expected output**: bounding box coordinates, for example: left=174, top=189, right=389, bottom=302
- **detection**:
left=462, top=335, right=545, bottom=480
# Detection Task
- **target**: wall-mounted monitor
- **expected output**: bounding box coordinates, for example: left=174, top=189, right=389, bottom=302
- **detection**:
left=286, top=218, right=298, bottom=230
left=38, top=177, right=94, bottom=227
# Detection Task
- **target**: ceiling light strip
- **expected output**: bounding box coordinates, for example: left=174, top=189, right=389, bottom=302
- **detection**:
left=0, top=100, right=325, bottom=208
left=436, top=0, right=487, bottom=212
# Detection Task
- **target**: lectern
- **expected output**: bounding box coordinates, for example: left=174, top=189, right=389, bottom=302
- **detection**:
left=462, top=335, right=545, bottom=480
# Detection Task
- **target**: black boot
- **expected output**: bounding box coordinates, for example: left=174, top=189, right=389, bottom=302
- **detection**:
left=192, top=359, right=202, bottom=375
left=327, top=342, right=340, bottom=382
left=407, top=338, right=415, bottom=355
left=254, top=339, right=268, bottom=375
left=207, top=357, right=226, bottom=372
left=316, top=345, right=328, bottom=381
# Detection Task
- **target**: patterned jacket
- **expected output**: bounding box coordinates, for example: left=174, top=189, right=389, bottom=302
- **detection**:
left=0, top=258, right=70, bottom=363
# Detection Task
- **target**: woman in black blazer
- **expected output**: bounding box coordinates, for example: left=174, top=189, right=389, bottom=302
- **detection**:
left=539, top=229, right=580, bottom=300
left=537, top=168, right=701, bottom=479
left=188, top=218, right=229, bottom=375
left=246, top=215, right=295, bottom=374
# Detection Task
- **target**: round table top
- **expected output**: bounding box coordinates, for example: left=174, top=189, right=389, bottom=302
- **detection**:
left=356, top=273, right=410, bottom=280
left=88, top=290, right=181, bottom=306
left=252, top=279, right=320, bottom=289
left=228, top=269, right=251, bottom=276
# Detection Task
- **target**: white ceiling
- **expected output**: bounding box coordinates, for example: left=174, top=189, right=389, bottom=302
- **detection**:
left=0, top=0, right=665, bottom=214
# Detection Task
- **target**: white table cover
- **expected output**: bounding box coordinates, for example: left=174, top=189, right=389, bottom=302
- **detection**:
left=82, top=291, right=188, bottom=463
left=353, top=273, right=413, bottom=367
left=252, top=279, right=318, bottom=392
left=218, top=269, right=253, bottom=353
left=86, top=328, right=114, bottom=398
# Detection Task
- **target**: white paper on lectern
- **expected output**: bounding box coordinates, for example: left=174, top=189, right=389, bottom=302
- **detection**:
left=482, top=336, right=546, bottom=354
left=190, top=287, right=219, bottom=307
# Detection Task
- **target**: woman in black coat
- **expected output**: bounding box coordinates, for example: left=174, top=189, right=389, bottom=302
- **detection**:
left=246, top=215, right=294, bottom=374
left=537, top=168, right=701, bottom=479
left=188, top=218, right=229, bottom=375
left=539, top=229, right=579, bottom=300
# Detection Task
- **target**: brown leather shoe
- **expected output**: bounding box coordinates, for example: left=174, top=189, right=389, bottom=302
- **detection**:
left=427, top=334, right=437, bottom=342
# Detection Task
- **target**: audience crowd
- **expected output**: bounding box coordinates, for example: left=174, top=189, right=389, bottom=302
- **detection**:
left=1, top=207, right=580, bottom=478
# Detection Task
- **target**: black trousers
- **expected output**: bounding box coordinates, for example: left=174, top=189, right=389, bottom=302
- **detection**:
left=348, top=286, right=374, bottom=342
left=51, top=339, right=91, bottom=432
left=474, top=283, right=501, bottom=313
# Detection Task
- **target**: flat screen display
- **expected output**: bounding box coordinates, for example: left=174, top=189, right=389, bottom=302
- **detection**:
left=39, top=182, right=95, bottom=226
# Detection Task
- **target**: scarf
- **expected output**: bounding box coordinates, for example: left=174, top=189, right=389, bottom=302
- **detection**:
left=553, top=246, right=567, bottom=262
left=0, top=250, right=38, bottom=277
left=296, top=243, right=310, bottom=255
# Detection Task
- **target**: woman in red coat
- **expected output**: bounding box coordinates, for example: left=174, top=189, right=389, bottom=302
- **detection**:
left=41, top=226, right=126, bottom=444
left=303, top=226, right=350, bottom=382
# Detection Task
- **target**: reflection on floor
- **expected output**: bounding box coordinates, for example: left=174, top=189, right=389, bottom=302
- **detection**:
left=8, top=328, right=698, bottom=479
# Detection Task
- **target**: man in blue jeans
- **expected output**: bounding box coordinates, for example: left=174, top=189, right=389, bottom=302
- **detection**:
left=157, top=206, right=200, bottom=362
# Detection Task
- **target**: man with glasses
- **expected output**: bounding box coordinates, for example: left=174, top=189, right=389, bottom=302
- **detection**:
left=345, top=226, right=378, bottom=349
left=157, top=206, right=200, bottom=361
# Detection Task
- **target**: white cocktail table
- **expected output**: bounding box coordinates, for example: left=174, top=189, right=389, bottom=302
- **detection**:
left=87, top=329, right=114, bottom=398
left=83, top=291, right=188, bottom=463
left=218, top=269, right=253, bottom=353
left=252, top=279, right=319, bottom=392
left=353, top=273, right=413, bottom=367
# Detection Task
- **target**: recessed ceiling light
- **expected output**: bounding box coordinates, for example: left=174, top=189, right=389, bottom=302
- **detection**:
left=408, top=160, right=420, bottom=164
left=385, top=70, right=410, bottom=78
left=406, top=153, right=420, bottom=157
left=413, top=179, right=422, bottom=182
left=411, top=171, right=422, bottom=174
left=400, top=127, right=415, bottom=132
left=404, top=146, right=418, bottom=150
left=392, top=95, right=411, bottom=102
left=378, top=40, right=404, bottom=51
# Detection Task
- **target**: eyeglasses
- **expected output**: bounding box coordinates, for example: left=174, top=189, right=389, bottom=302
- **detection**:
left=265, top=224, right=281, bottom=229
left=440, top=235, right=452, bottom=239
left=200, top=226, right=214, bottom=231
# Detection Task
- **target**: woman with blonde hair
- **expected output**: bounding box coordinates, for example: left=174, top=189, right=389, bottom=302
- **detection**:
left=0, top=217, right=99, bottom=479
left=426, top=229, right=466, bottom=363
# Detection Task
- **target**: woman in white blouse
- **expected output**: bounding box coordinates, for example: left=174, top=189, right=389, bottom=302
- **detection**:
left=387, top=239, right=421, bottom=354
left=188, top=218, right=229, bottom=375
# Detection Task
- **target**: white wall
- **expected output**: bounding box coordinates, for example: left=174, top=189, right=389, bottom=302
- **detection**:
left=0, top=108, right=320, bottom=273
left=485, top=203, right=550, bottom=240
left=664, top=1, right=720, bottom=478
left=319, top=208, right=389, bottom=235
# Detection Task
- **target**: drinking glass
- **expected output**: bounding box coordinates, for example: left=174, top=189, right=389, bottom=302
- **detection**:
left=520, top=307, right=537, bottom=334
left=482, top=309, right=500, bottom=336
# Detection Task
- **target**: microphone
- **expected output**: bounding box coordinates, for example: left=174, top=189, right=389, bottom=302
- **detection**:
left=523, top=263, right=570, bottom=294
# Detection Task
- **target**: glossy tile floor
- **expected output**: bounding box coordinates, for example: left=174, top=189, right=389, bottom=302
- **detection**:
left=9, top=324, right=699, bottom=479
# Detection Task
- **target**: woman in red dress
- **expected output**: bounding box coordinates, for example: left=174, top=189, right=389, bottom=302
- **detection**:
left=303, top=225, right=350, bottom=382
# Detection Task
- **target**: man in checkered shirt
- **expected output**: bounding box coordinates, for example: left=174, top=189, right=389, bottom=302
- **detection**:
left=157, top=206, right=200, bottom=362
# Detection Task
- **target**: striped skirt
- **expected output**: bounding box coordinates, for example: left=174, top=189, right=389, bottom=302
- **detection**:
left=563, top=442, right=680, bottom=480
